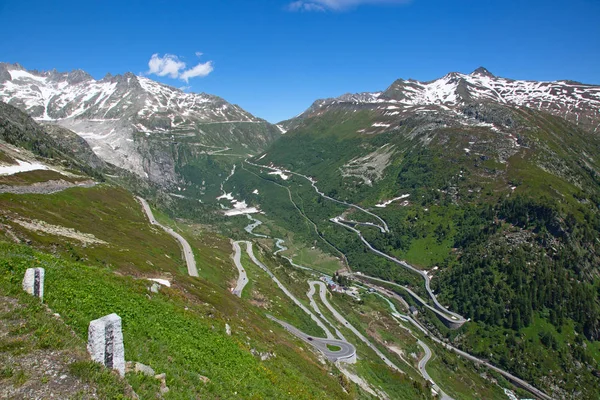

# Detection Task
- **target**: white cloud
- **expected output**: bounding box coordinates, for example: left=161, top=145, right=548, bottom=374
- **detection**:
left=288, top=1, right=326, bottom=11
left=147, top=53, right=214, bottom=81
left=288, top=0, right=410, bottom=11
left=147, top=54, right=186, bottom=78
left=195, top=51, right=204, bottom=57
left=180, top=61, right=214, bottom=82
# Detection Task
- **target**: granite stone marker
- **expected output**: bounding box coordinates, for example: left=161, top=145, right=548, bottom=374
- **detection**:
left=87, top=313, right=125, bottom=376
left=22, top=267, right=45, bottom=301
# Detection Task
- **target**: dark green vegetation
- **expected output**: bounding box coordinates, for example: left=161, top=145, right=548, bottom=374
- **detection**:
left=252, top=102, right=600, bottom=398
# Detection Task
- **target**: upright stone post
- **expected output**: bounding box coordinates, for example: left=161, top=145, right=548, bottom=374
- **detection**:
left=87, top=313, right=125, bottom=376
left=22, top=268, right=45, bottom=301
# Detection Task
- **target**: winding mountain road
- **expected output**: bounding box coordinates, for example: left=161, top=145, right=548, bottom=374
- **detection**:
left=245, top=160, right=389, bottom=232
left=330, top=217, right=466, bottom=327
left=309, top=281, right=405, bottom=374
left=307, top=283, right=347, bottom=341
left=267, top=315, right=356, bottom=363
left=373, top=291, right=452, bottom=399
left=245, top=161, right=553, bottom=400
left=238, top=216, right=359, bottom=362
left=231, top=241, right=249, bottom=297
left=137, top=197, right=198, bottom=277
left=372, top=285, right=553, bottom=400
left=242, top=240, right=336, bottom=339
left=245, top=160, right=465, bottom=327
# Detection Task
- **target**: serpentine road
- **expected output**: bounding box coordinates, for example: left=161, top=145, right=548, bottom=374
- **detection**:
left=372, top=284, right=553, bottom=400
left=137, top=197, right=198, bottom=277
left=330, top=217, right=466, bottom=326
left=241, top=239, right=336, bottom=340
left=372, top=290, right=452, bottom=400
left=309, top=281, right=404, bottom=374
left=244, top=161, right=553, bottom=400
left=231, top=241, right=249, bottom=297
left=307, top=283, right=347, bottom=341
left=267, top=315, right=356, bottom=363
left=235, top=236, right=358, bottom=362
left=245, top=160, right=389, bottom=232
left=245, top=160, right=465, bottom=326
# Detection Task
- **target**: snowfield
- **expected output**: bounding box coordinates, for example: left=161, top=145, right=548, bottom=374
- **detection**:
left=268, top=170, right=290, bottom=180
left=0, top=159, right=49, bottom=175
left=375, top=194, right=410, bottom=208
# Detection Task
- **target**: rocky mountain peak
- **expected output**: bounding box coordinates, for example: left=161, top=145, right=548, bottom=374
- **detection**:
left=471, top=67, right=494, bottom=77
left=66, top=69, right=93, bottom=85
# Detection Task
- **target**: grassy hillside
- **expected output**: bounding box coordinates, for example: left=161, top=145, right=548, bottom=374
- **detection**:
left=0, top=241, right=357, bottom=399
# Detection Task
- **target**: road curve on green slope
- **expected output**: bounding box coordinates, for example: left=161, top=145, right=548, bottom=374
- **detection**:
left=309, top=280, right=405, bottom=374
left=373, top=291, right=452, bottom=400
left=239, top=219, right=360, bottom=363
left=239, top=239, right=336, bottom=340
left=137, top=197, right=199, bottom=277
left=306, top=283, right=347, bottom=341
left=231, top=241, right=249, bottom=297
left=267, top=315, right=356, bottom=363
left=245, top=160, right=389, bottom=232
left=330, top=216, right=466, bottom=327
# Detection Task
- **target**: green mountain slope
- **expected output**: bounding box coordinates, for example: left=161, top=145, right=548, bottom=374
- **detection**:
left=249, top=90, right=600, bottom=397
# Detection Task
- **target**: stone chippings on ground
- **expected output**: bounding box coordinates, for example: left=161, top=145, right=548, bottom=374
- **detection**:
left=0, top=296, right=100, bottom=399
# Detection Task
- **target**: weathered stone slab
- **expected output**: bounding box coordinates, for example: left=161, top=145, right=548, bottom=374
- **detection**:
left=87, top=313, right=125, bottom=376
left=22, top=268, right=45, bottom=301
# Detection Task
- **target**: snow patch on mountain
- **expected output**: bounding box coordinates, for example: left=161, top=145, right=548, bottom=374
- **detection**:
left=0, top=159, right=49, bottom=175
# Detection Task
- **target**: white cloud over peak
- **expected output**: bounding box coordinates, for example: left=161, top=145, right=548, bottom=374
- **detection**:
left=288, top=0, right=410, bottom=11
left=147, top=53, right=214, bottom=81
left=180, top=61, right=214, bottom=82
left=148, top=54, right=186, bottom=78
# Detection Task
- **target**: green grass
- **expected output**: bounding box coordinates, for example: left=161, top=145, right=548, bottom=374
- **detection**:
left=0, top=267, right=129, bottom=398
left=326, top=344, right=342, bottom=352
left=402, top=236, right=452, bottom=269
left=0, top=241, right=352, bottom=399
left=0, top=185, right=184, bottom=275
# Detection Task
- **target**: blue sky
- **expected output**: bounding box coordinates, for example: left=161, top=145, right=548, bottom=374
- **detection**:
left=1, top=0, right=599, bottom=122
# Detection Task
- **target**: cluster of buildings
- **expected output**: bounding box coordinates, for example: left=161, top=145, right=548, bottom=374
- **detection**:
left=319, top=276, right=361, bottom=300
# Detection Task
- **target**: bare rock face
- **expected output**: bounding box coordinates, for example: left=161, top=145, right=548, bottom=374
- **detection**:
left=87, top=313, right=125, bottom=377
left=22, top=267, right=44, bottom=301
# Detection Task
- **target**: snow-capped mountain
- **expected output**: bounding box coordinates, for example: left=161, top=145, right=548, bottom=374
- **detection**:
left=0, top=63, right=279, bottom=182
left=288, top=67, right=600, bottom=134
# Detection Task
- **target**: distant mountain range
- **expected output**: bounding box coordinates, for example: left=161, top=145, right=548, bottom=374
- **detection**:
left=0, top=62, right=279, bottom=185
left=283, top=67, right=600, bottom=134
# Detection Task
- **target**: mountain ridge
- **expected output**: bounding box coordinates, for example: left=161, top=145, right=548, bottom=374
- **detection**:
left=0, top=62, right=280, bottom=187
left=282, top=67, right=600, bottom=134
